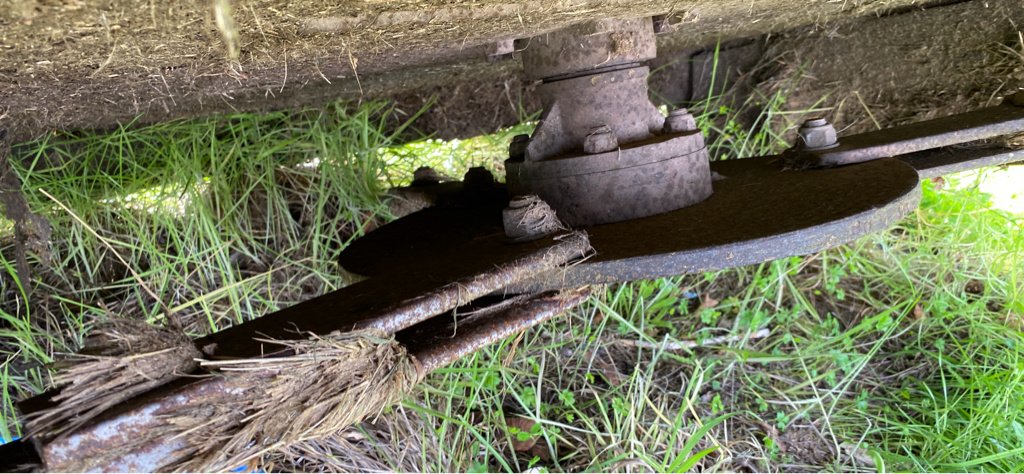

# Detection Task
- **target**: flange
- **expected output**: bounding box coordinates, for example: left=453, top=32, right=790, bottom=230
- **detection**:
left=509, top=17, right=714, bottom=226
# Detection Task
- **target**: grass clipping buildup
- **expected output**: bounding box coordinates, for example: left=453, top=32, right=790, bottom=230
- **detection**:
left=26, top=318, right=201, bottom=438
left=166, top=329, right=419, bottom=472
left=503, top=195, right=567, bottom=242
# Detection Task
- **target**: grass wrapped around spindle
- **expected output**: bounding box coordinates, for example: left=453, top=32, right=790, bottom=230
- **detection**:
left=162, top=288, right=591, bottom=472
left=26, top=318, right=201, bottom=439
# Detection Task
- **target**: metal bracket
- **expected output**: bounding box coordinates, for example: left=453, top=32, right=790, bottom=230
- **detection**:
left=788, top=92, right=1024, bottom=168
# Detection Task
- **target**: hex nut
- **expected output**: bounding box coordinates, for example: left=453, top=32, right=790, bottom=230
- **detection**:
left=583, top=125, right=618, bottom=154
left=509, top=134, right=530, bottom=160
left=663, top=108, right=697, bottom=133
left=797, top=118, right=838, bottom=150
left=463, top=167, right=496, bottom=190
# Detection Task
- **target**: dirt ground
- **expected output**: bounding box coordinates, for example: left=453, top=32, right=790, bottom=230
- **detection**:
left=761, top=0, right=1024, bottom=135
left=1, top=0, right=946, bottom=143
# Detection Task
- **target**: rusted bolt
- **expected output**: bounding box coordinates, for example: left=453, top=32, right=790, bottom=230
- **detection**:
left=412, top=166, right=445, bottom=185
left=797, top=118, right=838, bottom=150
left=663, top=108, right=697, bottom=134
left=583, top=125, right=618, bottom=154
left=509, top=134, right=530, bottom=160
left=463, top=166, right=496, bottom=190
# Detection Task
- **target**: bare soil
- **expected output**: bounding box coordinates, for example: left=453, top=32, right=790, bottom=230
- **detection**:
left=759, top=0, right=1024, bottom=135
left=1, top=0, right=940, bottom=143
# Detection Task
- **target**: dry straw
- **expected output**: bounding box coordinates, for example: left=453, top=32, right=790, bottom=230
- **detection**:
left=26, top=318, right=201, bottom=438
left=165, top=329, right=418, bottom=472
left=25, top=224, right=590, bottom=471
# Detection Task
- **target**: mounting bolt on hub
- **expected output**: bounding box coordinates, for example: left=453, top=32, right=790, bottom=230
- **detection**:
left=506, top=17, right=714, bottom=226
left=503, top=195, right=565, bottom=242
left=663, top=108, right=697, bottom=133
left=509, top=134, right=530, bottom=160
left=798, top=118, right=839, bottom=150
left=583, top=125, right=618, bottom=154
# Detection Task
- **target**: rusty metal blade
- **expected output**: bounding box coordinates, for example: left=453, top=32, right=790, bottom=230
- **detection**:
left=795, top=102, right=1024, bottom=168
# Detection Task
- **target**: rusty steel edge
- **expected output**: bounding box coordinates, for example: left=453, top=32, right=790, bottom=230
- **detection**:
left=793, top=100, right=1024, bottom=168
left=411, top=288, right=593, bottom=374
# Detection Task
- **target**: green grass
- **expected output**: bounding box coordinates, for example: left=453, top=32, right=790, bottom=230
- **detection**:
left=0, top=83, right=1022, bottom=473
left=0, top=102, right=417, bottom=440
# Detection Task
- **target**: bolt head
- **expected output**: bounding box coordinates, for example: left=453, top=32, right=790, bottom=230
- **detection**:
left=509, top=134, right=530, bottom=159
left=798, top=118, right=838, bottom=150
left=412, top=166, right=443, bottom=185
left=463, top=167, right=495, bottom=189
left=503, top=195, right=562, bottom=241
left=663, top=108, right=697, bottom=134
left=583, top=125, right=618, bottom=154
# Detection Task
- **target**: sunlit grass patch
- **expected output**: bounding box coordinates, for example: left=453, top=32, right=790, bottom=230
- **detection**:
left=955, top=165, right=1024, bottom=216
left=380, top=122, right=536, bottom=186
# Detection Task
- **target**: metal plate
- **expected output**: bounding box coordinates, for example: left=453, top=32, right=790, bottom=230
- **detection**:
left=792, top=103, right=1024, bottom=168
left=340, top=156, right=922, bottom=289
left=898, top=145, right=1024, bottom=179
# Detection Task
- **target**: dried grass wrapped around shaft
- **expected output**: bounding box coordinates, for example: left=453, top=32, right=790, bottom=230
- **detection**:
left=503, top=195, right=567, bottom=242
left=26, top=318, right=201, bottom=438
left=165, top=289, right=589, bottom=472
left=168, top=329, right=419, bottom=472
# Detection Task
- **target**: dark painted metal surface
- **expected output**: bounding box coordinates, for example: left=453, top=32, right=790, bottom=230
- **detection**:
left=790, top=102, right=1024, bottom=168
left=198, top=222, right=588, bottom=360
left=355, top=231, right=591, bottom=334
left=342, top=156, right=922, bottom=289
left=521, top=158, right=920, bottom=290
left=898, top=144, right=1024, bottom=179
